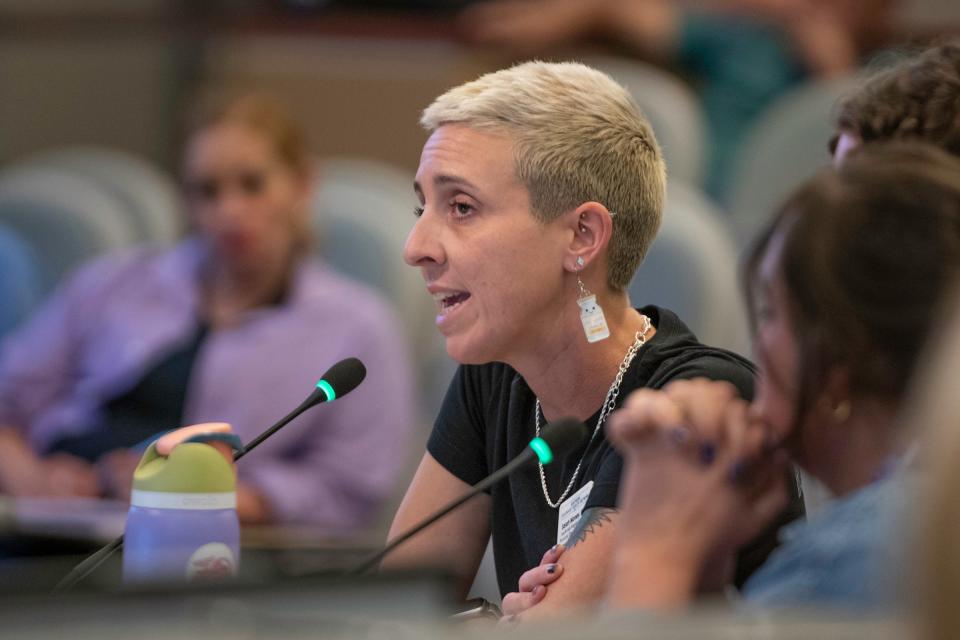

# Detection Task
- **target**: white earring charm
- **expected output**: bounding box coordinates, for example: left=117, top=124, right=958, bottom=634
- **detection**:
left=576, top=267, right=609, bottom=343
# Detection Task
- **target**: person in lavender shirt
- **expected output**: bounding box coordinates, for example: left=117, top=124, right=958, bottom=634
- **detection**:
left=0, top=94, right=415, bottom=528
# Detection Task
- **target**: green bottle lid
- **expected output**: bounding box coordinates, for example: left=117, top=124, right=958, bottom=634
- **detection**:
left=132, top=440, right=236, bottom=494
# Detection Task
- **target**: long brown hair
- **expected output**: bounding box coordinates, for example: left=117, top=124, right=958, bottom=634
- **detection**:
left=745, top=142, right=960, bottom=426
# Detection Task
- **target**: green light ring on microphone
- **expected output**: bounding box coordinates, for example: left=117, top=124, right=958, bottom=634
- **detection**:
left=316, top=379, right=336, bottom=402
left=529, top=437, right=553, bottom=465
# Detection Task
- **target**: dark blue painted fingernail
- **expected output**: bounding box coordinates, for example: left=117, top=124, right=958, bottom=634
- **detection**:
left=699, top=443, right=716, bottom=466
left=729, top=461, right=746, bottom=483
left=547, top=563, right=557, bottom=574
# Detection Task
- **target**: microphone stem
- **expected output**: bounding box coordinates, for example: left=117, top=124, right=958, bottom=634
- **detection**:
left=234, top=397, right=314, bottom=462
left=350, top=452, right=533, bottom=576
left=53, top=534, right=123, bottom=594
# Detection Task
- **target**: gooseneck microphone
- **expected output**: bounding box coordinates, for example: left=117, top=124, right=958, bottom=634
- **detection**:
left=350, top=418, right=588, bottom=576
left=235, top=357, right=366, bottom=462
left=53, top=357, right=367, bottom=594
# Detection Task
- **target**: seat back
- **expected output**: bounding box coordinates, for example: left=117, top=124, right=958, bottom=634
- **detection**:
left=631, top=181, right=749, bottom=355
left=0, top=223, right=42, bottom=338
left=26, top=146, right=183, bottom=244
left=0, top=165, right=140, bottom=292
left=725, top=75, right=863, bottom=246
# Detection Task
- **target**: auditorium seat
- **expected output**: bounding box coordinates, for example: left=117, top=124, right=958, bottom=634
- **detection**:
left=725, top=74, right=863, bottom=246
left=25, top=147, right=183, bottom=244
left=0, top=223, right=42, bottom=339
left=0, top=165, right=140, bottom=293
left=631, top=180, right=749, bottom=355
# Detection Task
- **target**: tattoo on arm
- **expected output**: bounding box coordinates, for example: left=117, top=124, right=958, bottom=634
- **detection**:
left=567, top=507, right=617, bottom=549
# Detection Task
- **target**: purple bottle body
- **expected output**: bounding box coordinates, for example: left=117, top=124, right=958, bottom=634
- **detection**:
left=123, top=503, right=240, bottom=584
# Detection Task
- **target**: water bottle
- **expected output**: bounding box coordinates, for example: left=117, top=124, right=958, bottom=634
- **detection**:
left=123, top=425, right=243, bottom=584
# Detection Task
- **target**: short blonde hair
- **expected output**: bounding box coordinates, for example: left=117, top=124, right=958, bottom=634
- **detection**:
left=421, top=61, right=665, bottom=292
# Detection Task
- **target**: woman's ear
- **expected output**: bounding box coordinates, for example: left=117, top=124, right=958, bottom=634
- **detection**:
left=818, top=367, right=853, bottom=423
left=563, top=202, right=614, bottom=271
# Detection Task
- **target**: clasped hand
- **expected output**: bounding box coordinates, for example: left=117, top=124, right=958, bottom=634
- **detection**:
left=502, top=379, right=789, bottom=613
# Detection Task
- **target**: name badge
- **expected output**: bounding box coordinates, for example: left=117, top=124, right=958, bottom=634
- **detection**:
left=557, top=480, right=594, bottom=546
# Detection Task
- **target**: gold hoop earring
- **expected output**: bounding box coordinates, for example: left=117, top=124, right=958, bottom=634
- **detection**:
left=833, top=400, right=852, bottom=423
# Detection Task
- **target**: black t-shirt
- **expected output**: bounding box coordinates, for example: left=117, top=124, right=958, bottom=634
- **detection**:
left=428, top=306, right=800, bottom=596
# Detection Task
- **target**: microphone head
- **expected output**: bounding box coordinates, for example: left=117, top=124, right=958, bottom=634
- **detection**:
left=314, top=357, right=367, bottom=403
left=530, top=418, right=588, bottom=465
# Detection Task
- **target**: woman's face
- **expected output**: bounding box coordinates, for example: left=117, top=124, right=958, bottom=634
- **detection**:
left=750, top=228, right=801, bottom=451
left=405, top=124, right=572, bottom=364
left=750, top=225, right=836, bottom=472
left=183, top=122, right=308, bottom=273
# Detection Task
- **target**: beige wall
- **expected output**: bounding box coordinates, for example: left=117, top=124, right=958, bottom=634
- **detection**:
left=0, top=0, right=184, bottom=168
left=0, top=34, right=180, bottom=168
left=0, top=25, right=511, bottom=178
left=199, top=34, right=507, bottom=175
left=2, top=1, right=955, bottom=175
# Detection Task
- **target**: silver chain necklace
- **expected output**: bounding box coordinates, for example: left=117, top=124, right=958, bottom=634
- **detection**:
left=535, top=314, right=652, bottom=509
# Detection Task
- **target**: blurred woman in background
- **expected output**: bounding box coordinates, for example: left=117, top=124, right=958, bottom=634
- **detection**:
left=0, top=94, right=415, bottom=528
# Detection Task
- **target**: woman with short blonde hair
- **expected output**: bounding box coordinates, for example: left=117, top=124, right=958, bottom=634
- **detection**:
left=385, top=61, right=791, bottom=620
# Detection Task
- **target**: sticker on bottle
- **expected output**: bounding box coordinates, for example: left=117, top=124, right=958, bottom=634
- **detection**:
left=557, top=481, right=594, bottom=546
left=186, top=542, right=237, bottom=582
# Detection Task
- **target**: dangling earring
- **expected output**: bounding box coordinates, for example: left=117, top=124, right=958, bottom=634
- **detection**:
left=575, top=256, right=610, bottom=343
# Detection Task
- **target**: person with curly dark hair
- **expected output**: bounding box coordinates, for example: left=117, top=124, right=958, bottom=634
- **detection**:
left=831, top=39, right=960, bottom=162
